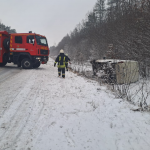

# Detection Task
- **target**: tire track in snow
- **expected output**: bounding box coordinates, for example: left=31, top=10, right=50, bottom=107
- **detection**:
left=0, top=70, right=33, bottom=116
left=1, top=72, right=52, bottom=150
left=0, top=71, right=41, bottom=149
left=0, top=65, right=21, bottom=84
left=64, top=129, right=75, bottom=147
left=22, top=75, right=55, bottom=150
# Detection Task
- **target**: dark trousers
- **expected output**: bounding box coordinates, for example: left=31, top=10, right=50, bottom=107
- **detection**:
left=58, top=68, right=65, bottom=77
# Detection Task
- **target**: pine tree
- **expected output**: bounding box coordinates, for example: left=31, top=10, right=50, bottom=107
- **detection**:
left=94, top=0, right=106, bottom=24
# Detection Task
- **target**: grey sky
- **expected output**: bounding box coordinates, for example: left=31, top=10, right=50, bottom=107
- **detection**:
left=0, top=0, right=97, bottom=46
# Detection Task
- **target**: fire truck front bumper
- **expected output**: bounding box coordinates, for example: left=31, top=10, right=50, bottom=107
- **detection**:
left=34, top=56, right=48, bottom=63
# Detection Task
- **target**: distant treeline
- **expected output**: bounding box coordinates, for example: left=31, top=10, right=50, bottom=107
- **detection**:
left=50, top=0, right=150, bottom=64
left=0, top=22, right=16, bottom=33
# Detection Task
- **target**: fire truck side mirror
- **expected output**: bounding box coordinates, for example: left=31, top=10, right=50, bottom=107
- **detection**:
left=33, top=40, right=36, bottom=46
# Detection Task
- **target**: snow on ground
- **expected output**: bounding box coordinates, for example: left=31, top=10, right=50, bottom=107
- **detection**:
left=0, top=58, right=150, bottom=150
left=127, top=79, right=150, bottom=106
left=69, top=61, right=92, bottom=77
left=69, top=61, right=150, bottom=108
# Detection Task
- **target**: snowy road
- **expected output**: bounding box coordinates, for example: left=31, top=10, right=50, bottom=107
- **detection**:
left=0, top=58, right=150, bottom=150
left=0, top=65, right=21, bottom=84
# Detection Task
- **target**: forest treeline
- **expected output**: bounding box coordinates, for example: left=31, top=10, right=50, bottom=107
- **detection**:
left=50, top=0, right=150, bottom=65
left=0, top=22, right=16, bottom=33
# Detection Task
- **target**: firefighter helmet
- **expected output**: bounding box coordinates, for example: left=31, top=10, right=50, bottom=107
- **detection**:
left=60, top=49, right=64, bottom=53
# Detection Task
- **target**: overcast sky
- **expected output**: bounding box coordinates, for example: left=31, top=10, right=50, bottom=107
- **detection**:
left=0, top=0, right=97, bottom=46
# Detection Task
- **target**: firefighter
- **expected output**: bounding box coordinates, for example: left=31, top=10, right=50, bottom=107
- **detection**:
left=65, top=54, right=70, bottom=71
left=54, top=49, right=67, bottom=78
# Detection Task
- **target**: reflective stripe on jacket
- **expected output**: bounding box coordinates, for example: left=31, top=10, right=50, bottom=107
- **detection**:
left=57, top=56, right=66, bottom=68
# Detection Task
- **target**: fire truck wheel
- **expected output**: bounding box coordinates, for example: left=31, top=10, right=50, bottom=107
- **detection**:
left=0, top=60, right=7, bottom=66
left=0, top=62, right=7, bottom=67
left=21, top=58, right=33, bottom=69
left=33, top=61, right=40, bottom=68
left=0, top=54, right=8, bottom=67
left=3, top=38, right=10, bottom=51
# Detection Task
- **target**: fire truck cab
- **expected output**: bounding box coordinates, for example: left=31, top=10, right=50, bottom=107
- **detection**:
left=0, top=31, right=49, bottom=69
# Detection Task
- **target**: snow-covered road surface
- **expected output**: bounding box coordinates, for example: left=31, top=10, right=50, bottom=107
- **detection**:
left=0, top=58, right=150, bottom=150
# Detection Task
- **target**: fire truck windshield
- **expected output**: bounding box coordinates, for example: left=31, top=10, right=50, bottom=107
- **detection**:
left=35, top=35, right=48, bottom=46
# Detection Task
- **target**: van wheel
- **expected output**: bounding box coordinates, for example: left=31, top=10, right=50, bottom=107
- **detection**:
left=21, top=58, right=32, bottom=69
left=33, top=61, right=40, bottom=68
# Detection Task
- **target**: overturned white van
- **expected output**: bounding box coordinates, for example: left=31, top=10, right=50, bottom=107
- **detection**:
left=91, top=59, right=139, bottom=84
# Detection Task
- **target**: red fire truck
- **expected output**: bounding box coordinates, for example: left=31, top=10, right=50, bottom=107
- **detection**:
left=0, top=31, right=49, bottom=69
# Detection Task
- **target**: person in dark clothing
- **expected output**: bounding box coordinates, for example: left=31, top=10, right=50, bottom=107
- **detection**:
left=64, top=54, right=70, bottom=71
left=54, top=49, right=67, bottom=78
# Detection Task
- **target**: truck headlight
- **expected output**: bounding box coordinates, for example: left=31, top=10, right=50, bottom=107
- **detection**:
left=36, top=57, right=41, bottom=60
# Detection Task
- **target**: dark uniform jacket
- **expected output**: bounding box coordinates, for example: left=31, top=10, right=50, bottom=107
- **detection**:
left=55, top=53, right=67, bottom=68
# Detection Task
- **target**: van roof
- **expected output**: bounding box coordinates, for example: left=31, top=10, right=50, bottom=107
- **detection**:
left=95, top=59, right=137, bottom=63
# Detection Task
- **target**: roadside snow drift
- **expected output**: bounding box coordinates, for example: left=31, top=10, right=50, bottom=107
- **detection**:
left=0, top=58, right=150, bottom=150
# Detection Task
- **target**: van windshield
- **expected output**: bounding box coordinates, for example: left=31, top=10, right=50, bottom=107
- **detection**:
left=35, top=35, right=48, bottom=46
